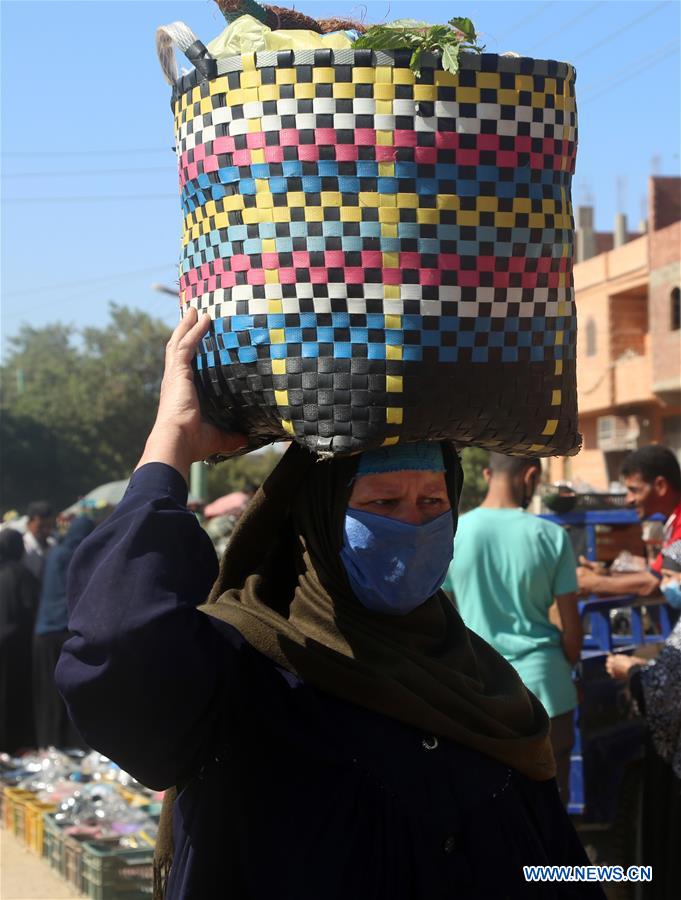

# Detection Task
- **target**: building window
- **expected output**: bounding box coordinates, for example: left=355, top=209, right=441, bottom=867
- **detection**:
left=586, top=317, right=597, bottom=356
left=672, top=287, right=681, bottom=331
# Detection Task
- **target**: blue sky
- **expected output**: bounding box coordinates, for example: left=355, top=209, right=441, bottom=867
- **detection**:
left=1, top=0, right=679, bottom=353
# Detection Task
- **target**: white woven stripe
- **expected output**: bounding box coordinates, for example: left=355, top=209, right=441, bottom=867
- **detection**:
left=184, top=286, right=575, bottom=321
left=174, top=103, right=576, bottom=153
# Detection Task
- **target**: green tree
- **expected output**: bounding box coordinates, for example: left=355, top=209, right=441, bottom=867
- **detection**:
left=1, top=304, right=171, bottom=512
left=205, top=447, right=282, bottom=500
left=459, top=446, right=489, bottom=512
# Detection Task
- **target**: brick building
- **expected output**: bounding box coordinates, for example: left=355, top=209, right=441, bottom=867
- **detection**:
left=546, top=176, right=681, bottom=490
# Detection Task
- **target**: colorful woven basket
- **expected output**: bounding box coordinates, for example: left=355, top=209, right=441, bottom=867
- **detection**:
left=157, top=23, right=580, bottom=457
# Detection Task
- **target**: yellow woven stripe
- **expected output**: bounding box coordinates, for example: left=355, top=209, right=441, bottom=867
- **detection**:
left=374, top=84, right=395, bottom=100
left=332, top=82, right=355, bottom=99
left=312, top=67, right=335, bottom=83
left=392, top=68, right=414, bottom=85
left=352, top=67, right=376, bottom=83
left=209, top=76, right=229, bottom=95
left=241, top=69, right=261, bottom=89
left=241, top=53, right=256, bottom=72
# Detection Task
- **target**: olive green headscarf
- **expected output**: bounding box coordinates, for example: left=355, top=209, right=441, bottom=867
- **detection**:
left=204, top=441, right=554, bottom=777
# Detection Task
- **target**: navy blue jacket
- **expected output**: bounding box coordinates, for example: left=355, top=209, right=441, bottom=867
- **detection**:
left=56, top=463, right=603, bottom=899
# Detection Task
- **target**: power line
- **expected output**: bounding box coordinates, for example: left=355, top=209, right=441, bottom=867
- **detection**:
left=495, top=2, right=553, bottom=41
left=3, top=265, right=176, bottom=299
left=0, top=147, right=171, bottom=158
left=2, top=274, right=180, bottom=319
left=2, top=166, right=174, bottom=179
left=580, top=43, right=679, bottom=104
left=572, top=1, right=668, bottom=61
left=525, top=2, right=604, bottom=53
left=1, top=194, right=176, bottom=203
left=578, top=39, right=679, bottom=96
left=3, top=282, right=180, bottom=321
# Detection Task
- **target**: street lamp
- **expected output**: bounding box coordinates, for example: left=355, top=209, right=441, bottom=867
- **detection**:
left=151, top=282, right=179, bottom=297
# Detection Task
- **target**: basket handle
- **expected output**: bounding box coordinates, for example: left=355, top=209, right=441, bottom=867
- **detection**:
left=156, top=22, right=217, bottom=85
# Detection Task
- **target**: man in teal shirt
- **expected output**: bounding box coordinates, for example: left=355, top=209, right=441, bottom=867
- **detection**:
left=446, top=453, right=582, bottom=803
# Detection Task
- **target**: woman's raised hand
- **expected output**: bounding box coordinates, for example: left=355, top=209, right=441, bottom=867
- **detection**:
left=136, top=308, right=248, bottom=481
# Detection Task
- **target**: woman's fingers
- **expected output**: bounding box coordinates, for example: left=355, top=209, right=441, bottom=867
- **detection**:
left=166, top=309, right=213, bottom=368
left=168, top=305, right=198, bottom=346
left=183, top=310, right=212, bottom=349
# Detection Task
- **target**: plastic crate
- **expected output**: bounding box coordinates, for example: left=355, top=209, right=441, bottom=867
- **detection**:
left=43, top=813, right=66, bottom=873
left=64, top=834, right=86, bottom=893
left=115, top=786, right=152, bottom=808
left=2, top=788, right=34, bottom=839
left=24, top=798, right=57, bottom=855
left=82, top=840, right=154, bottom=900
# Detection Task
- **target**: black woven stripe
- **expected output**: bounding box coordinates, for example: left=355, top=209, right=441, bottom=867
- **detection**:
left=172, top=50, right=576, bottom=103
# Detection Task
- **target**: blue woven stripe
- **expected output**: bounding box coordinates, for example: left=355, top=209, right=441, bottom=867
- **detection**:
left=181, top=223, right=573, bottom=271
left=200, top=313, right=577, bottom=368
left=180, top=165, right=571, bottom=211
left=181, top=218, right=571, bottom=250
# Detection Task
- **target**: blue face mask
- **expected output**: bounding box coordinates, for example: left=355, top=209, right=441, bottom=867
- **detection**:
left=340, top=508, right=454, bottom=616
left=662, top=578, right=681, bottom=610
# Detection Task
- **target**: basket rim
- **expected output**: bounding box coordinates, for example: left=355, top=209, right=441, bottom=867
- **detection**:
left=172, top=47, right=576, bottom=101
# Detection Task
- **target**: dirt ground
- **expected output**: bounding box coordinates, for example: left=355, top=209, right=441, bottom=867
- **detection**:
left=0, top=828, right=83, bottom=899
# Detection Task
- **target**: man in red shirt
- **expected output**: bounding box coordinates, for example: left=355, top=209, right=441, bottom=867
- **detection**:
left=577, top=445, right=681, bottom=597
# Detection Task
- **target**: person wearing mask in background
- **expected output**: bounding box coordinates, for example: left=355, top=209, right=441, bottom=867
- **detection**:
left=605, top=540, right=681, bottom=899
left=22, top=501, right=57, bottom=582
left=445, top=453, right=582, bottom=804
left=0, top=528, right=40, bottom=753
left=33, top=515, right=93, bottom=748
left=577, top=445, right=681, bottom=598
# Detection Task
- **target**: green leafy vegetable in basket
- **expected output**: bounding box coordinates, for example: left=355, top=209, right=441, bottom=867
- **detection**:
left=353, top=17, right=484, bottom=77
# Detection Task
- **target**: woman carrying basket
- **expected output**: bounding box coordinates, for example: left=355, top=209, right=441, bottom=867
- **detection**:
left=56, top=309, right=603, bottom=899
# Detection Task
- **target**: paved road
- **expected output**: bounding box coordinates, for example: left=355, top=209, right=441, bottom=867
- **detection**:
left=0, top=828, right=82, bottom=899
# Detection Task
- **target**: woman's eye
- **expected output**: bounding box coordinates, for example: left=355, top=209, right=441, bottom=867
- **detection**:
left=369, top=498, right=397, bottom=507
left=421, top=497, right=445, bottom=505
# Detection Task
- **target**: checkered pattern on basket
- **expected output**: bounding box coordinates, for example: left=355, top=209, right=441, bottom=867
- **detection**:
left=169, top=48, right=579, bottom=456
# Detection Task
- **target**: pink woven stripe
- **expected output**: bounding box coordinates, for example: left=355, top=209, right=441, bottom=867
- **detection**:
left=180, top=255, right=572, bottom=300
left=178, top=132, right=576, bottom=183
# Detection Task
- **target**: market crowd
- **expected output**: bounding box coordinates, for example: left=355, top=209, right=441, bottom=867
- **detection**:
left=0, top=503, right=92, bottom=753
left=2, top=429, right=681, bottom=897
